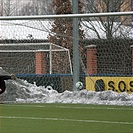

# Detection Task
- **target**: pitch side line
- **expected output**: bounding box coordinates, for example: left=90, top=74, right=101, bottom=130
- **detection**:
left=2, top=104, right=133, bottom=111
left=0, top=116, right=132, bottom=125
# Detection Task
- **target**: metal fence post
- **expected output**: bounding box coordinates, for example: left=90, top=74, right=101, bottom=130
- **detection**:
left=72, top=0, right=79, bottom=91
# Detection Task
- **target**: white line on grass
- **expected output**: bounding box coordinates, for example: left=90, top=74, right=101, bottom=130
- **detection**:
left=0, top=116, right=133, bottom=125
left=2, top=104, right=133, bottom=111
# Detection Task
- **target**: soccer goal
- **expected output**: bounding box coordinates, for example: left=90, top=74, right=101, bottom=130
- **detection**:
left=0, top=10, right=132, bottom=93
left=0, top=42, right=72, bottom=74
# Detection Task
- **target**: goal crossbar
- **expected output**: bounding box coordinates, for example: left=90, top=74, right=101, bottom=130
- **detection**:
left=0, top=12, right=132, bottom=20
left=0, top=43, right=69, bottom=51
left=0, top=49, right=69, bottom=52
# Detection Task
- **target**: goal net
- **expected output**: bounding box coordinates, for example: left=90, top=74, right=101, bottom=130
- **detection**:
left=0, top=11, right=132, bottom=93
left=0, top=42, right=72, bottom=74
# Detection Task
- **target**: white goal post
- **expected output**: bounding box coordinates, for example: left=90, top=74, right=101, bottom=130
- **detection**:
left=0, top=12, right=132, bottom=20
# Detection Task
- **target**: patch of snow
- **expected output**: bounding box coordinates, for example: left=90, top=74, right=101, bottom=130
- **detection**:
left=2, top=78, right=133, bottom=106
left=0, top=20, right=131, bottom=40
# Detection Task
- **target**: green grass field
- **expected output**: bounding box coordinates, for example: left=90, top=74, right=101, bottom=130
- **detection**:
left=0, top=103, right=133, bottom=133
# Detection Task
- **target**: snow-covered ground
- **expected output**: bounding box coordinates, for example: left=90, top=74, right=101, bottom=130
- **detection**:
left=1, top=77, right=132, bottom=106
left=0, top=67, right=132, bottom=106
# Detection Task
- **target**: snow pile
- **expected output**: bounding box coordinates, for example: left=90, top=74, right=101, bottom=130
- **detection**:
left=0, top=67, right=133, bottom=106
left=2, top=78, right=133, bottom=106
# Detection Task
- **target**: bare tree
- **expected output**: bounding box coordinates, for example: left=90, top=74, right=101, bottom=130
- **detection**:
left=0, top=0, right=54, bottom=16
left=19, top=0, right=54, bottom=16
left=0, top=0, right=24, bottom=16
left=83, top=0, right=131, bottom=39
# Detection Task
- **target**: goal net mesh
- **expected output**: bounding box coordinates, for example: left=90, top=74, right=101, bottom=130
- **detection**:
left=0, top=12, right=132, bottom=93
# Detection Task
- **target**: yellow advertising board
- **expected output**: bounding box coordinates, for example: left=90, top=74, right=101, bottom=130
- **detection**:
left=86, top=76, right=133, bottom=93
